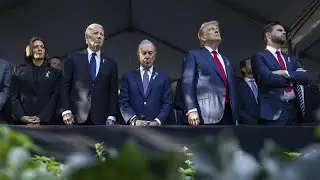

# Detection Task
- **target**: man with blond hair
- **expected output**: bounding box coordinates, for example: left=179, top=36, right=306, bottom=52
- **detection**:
left=60, top=23, right=118, bottom=125
left=181, top=20, right=239, bottom=125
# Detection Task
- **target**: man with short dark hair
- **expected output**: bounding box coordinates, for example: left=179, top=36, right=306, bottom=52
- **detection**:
left=237, top=58, right=259, bottom=124
left=251, top=22, right=309, bottom=125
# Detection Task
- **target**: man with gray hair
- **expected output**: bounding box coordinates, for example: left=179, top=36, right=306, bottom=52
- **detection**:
left=119, top=39, right=172, bottom=126
left=60, top=23, right=118, bottom=125
left=181, top=20, right=239, bottom=125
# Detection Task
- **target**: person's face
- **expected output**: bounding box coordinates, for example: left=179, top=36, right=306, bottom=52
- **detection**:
left=268, top=25, right=286, bottom=45
left=245, top=59, right=252, bottom=74
left=137, top=43, right=156, bottom=68
left=201, top=23, right=221, bottom=43
left=50, top=58, right=61, bottom=69
left=32, top=40, right=45, bottom=59
left=85, top=26, right=104, bottom=51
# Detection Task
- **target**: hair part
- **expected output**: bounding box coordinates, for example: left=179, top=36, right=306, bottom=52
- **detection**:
left=137, top=39, right=156, bottom=52
left=85, top=23, right=104, bottom=37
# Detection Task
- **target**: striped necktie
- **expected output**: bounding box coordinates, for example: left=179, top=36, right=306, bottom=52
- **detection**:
left=294, top=85, right=305, bottom=117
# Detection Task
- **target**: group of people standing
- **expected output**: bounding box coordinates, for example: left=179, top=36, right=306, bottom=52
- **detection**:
left=0, top=20, right=318, bottom=126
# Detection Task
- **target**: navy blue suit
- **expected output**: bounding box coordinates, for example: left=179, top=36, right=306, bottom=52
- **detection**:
left=236, top=79, right=259, bottom=124
left=251, top=49, right=309, bottom=122
left=119, top=68, right=173, bottom=124
left=181, top=48, right=239, bottom=124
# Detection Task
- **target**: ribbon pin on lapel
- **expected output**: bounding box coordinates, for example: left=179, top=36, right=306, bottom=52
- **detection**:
left=45, top=71, right=50, bottom=78
left=152, top=72, right=158, bottom=80
left=288, top=57, right=291, bottom=63
left=103, top=59, right=106, bottom=64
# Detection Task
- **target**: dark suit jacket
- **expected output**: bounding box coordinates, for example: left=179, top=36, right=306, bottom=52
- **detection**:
left=303, top=84, right=320, bottom=124
left=60, top=50, right=118, bottom=125
left=10, top=63, right=61, bottom=124
left=251, top=50, right=309, bottom=121
left=0, top=59, right=11, bottom=111
left=181, top=48, right=239, bottom=124
left=119, top=68, right=172, bottom=124
left=236, top=79, right=259, bottom=125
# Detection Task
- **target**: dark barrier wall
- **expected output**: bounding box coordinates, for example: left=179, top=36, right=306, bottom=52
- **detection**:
left=9, top=125, right=320, bottom=162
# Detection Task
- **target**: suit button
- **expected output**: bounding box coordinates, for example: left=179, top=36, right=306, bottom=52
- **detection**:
left=144, top=102, right=146, bottom=105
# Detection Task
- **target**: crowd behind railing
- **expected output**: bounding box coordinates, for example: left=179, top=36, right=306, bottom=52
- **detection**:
left=0, top=20, right=320, bottom=126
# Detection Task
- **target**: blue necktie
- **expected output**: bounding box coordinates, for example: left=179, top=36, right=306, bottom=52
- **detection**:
left=249, top=79, right=258, bottom=102
left=90, top=53, right=96, bottom=80
left=142, top=69, right=149, bottom=95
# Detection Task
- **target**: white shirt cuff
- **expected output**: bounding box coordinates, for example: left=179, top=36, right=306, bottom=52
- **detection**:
left=62, top=110, right=72, bottom=116
left=285, top=70, right=290, bottom=77
left=154, top=118, right=161, bottom=126
left=186, top=108, right=197, bottom=115
left=107, top=116, right=116, bottom=121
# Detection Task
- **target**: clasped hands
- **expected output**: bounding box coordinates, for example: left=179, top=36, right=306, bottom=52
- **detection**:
left=21, top=116, right=40, bottom=125
left=62, top=113, right=115, bottom=125
left=134, top=120, right=159, bottom=126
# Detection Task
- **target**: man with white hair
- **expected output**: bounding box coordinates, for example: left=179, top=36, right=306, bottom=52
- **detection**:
left=119, top=39, right=172, bottom=126
left=181, top=20, right=239, bottom=125
left=60, top=23, right=118, bottom=125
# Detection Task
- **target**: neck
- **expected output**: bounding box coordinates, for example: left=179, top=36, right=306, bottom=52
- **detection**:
left=267, top=41, right=281, bottom=50
left=204, top=41, right=219, bottom=50
left=89, top=46, right=100, bottom=52
left=245, top=74, right=254, bottom=79
left=32, top=59, right=44, bottom=66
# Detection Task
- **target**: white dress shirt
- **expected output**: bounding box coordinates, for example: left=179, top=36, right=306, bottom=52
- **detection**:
left=187, top=46, right=227, bottom=115
left=62, top=48, right=116, bottom=123
left=129, top=66, right=162, bottom=125
left=244, top=77, right=258, bottom=92
left=266, top=46, right=296, bottom=100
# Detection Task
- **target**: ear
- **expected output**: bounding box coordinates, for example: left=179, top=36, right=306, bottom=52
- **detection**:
left=241, top=67, right=246, bottom=74
left=265, top=32, right=271, bottom=39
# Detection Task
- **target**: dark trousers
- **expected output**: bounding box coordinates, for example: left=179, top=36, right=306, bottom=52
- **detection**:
left=259, top=100, right=299, bottom=125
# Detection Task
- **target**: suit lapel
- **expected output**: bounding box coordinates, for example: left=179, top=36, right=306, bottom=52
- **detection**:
left=133, top=68, right=145, bottom=97
left=242, top=80, right=257, bottom=104
left=221, top=55, right=233, bottom=84
left=79, top=50, right=92, bottom=82
left=264, top=49, right=281, bottom=69
left=282, top=53, right=292, bottom=70
left=94, top=53, right=106, bottom=82
left=145, top=70, right=158, bottom=98
left=200, top=48, right=225, bottom=82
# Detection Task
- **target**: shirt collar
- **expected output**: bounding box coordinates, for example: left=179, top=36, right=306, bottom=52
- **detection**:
left=140, top=66, right=153, bottom=74
left=244, top=77, right=255, bottom=83
left=266, top=45, right=281, bottom=55
left=204, top=46, right=219, bottom=54
left=87, top=47, right=101, bottom=58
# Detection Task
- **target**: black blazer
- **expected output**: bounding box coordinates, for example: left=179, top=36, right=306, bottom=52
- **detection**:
left=10, top=63, right=61, bottom=124
left=60, top=50, right=118, bottom=125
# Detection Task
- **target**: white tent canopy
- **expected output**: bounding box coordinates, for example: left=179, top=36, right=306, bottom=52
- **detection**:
left=0, top=0, right=319, bottom=79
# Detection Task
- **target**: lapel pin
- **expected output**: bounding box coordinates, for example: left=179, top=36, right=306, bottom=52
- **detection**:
left=288, top=57, right=291, bottom=63
left=103, top=59, right=106, bottom=64
left=152, top=72, right=158, bottom=80
left=45, top=71, right=50, bottom=78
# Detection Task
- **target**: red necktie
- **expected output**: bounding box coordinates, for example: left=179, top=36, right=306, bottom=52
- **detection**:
left=212, top=51, right=230, bottom=104
left=275, top=51, right=292, bottom=92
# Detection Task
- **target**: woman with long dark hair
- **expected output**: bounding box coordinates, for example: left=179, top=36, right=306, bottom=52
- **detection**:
left=10, top=37, right=61, bottom=125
